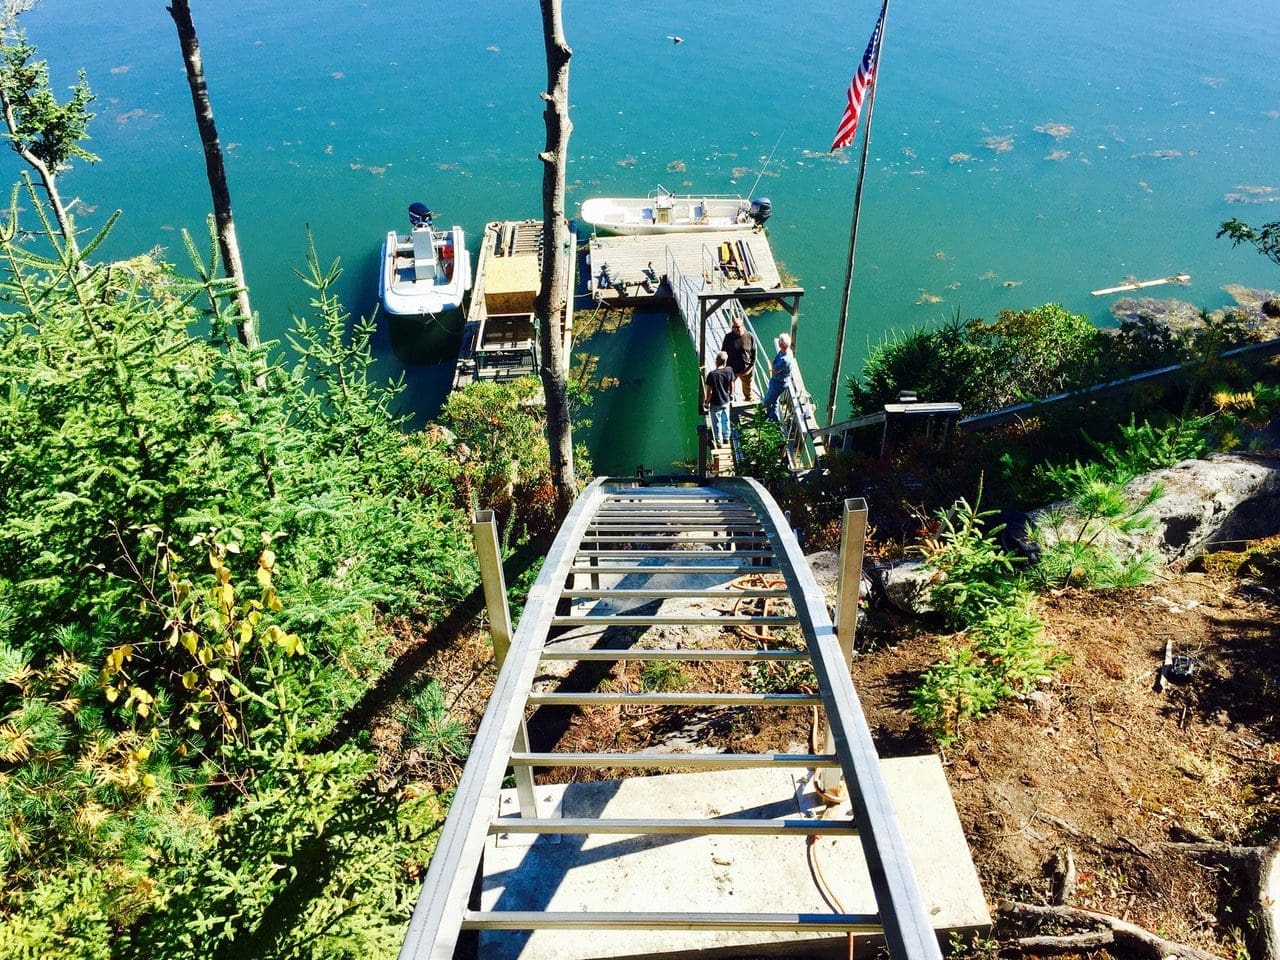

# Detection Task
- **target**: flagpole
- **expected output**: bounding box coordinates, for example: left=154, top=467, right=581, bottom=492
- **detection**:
left=826, top=0, right=889, bottom=427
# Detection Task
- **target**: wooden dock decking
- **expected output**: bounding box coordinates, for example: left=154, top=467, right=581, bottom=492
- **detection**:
left=586, top=230, right=782, bottom=305
left=585, top=228, right=824, bottom=473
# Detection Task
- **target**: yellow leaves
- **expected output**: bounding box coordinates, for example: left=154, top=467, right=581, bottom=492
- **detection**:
left=1213, top=389, right=1255, bottom=411
left=181, top=632, right=199, bottom=655
left=104, top=686, right=119, bottom=703
left=126, top=686, right=153, bottom=718
left=261, top=624, right=304, bottom=656
left=0, top=722, right=31, bottom=763
left=104, top=645, right=134, bottom=676
left=142, top=772, right=157, bottom=789
left=256, top=547, right=277, bottom=590
left=208, top=668, right=225, bottom=683
left=181, top=671, right=198, bottom=690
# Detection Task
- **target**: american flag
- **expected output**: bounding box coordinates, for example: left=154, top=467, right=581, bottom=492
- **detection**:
left=830, top=1, right=887, bottom=152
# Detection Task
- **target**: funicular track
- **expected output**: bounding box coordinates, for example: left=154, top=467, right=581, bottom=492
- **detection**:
left=398, top=477, right=943, bottom=960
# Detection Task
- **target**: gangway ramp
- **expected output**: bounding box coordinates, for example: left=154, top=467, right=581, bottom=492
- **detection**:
left=398, top=478, right=987, bottom=960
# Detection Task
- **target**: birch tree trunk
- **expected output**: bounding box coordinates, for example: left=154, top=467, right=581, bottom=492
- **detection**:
left=536, top=0, right=576, bottom=521
left=166, top=0, right=259, bottom=353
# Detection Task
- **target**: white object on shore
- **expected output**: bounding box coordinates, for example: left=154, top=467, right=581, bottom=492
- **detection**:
left=1090, top=273, right=1190, bottom=297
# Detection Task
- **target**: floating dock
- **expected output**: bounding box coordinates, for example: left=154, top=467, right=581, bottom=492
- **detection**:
left=453, top=219, right=575, bottom=390
left=586, top=229, right=825, bottom=472
left=587, top=230, right=782, bottom=307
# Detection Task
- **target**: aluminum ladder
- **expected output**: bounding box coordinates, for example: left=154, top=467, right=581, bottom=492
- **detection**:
left=398, top=476, right=942, bottom=960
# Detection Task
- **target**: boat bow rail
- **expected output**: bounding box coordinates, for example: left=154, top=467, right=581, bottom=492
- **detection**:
left=397, top=477, right=943, bottom=960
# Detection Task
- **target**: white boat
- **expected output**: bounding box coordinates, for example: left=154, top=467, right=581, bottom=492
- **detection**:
left=452, top=218, right=575, bottom=390
left=579, top=187, right=772, bottom=236
left=379, top=203, right=472, bottom=317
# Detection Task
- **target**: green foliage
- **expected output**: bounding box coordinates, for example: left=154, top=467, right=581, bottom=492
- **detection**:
left=848, top=305, right=1105, bottom=417
left=912, top=645, right=1004, bottom=748
left=1036, top=415, right=1211, bottom=493
left=123, top=746, right=444, bottom=960
left=438, top=376, right=582, bottom=540
left=0, top=203, right=474, bottom=956
left=404, top=680, right=469, bottom=764
left=749, top=659, right=816, bottom=695
left=917, top=496, right=1022, bottom=629
left=914, top=497, right=1067, bottom=747
left=639, top=660, right=691, bottom=693
left=1219, top=217, right=1280, bottom=269
left=1030, top=461, right=1162, bottom=589
left=0, top=36, right=98, bottom=172
left=735, top=411, right=789, bottom=487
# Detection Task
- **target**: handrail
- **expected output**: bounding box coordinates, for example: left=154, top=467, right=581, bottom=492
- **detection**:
left=666, top=246, right=823, bottom=471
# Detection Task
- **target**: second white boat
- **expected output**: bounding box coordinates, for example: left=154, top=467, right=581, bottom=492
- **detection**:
left=580, top=187, right=772, bottom=236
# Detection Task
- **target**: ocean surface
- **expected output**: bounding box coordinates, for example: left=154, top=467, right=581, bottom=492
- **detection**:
left=12, top=0, right=1280, bottom=474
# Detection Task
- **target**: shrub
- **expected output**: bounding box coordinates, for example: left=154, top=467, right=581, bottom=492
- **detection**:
left=848, top=305, right=1105, bottom=417
left=736, top=411, right=790, bottom=488
left=917, top=496, right=1023, bottom=629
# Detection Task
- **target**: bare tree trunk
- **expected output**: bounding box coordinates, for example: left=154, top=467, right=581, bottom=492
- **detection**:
left=1, top=0, right=77, bottom=256
left=0, top=103, right=76, bottom=255
left=166, top=0, right=259, bottom=353
left=536, top=0, right=576, bottom=523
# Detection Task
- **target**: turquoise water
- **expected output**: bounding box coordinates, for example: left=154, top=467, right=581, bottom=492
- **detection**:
left=14, top=0, right=1280, bottom=473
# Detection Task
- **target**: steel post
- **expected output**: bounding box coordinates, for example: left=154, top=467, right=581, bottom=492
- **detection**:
left=471, top=510, right=537, bottom=818
left=819, top=497, right=868, bottom=798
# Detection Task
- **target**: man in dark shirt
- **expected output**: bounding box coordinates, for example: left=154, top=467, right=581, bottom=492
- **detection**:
left=721, top=316, right=755, bottom=401
left=704, top=351, right=735, bottom=446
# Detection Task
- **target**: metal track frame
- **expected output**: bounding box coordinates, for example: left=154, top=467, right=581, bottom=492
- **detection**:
left=398, top=478, right=942, bottom=960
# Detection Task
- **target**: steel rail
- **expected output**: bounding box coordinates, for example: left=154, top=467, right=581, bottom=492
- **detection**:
left=490, top=817, right=857, bottom=836
left=461, top=911, right=882, bottom=933
left=539, top=647, right=809, bottom=662
left=527, top=691, right=819, bottom=706
left=397, top=479, right=610, bottom=960
left=399, top=477, right=941, bottom=960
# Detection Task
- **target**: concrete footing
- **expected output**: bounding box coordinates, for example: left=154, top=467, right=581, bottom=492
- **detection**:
left=479, top=755, right=990, bottom=959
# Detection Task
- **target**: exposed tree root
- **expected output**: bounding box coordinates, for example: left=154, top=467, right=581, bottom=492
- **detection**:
left=998, top=900, right=1226, bottom=960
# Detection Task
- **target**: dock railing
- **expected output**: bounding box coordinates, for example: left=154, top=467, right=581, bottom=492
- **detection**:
left=665, top=246, right=824, bottom=473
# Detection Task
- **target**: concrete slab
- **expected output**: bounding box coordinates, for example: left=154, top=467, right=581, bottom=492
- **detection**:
left=479, top=757, right=990, bottom=959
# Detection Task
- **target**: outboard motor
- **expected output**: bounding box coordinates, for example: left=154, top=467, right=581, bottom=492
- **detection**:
left=748, top=197, right=772, bottom=226
left=408, top=202, right=434, bottom=230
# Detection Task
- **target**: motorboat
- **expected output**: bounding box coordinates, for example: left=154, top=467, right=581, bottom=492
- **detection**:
left=579, top=186, right=771, bottom=236
left=379, top=202, right=472, bottom=317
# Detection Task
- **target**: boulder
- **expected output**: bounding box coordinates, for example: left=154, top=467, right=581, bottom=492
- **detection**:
left=879, top=560, right=939, bottom=615
left=805, top=551, right=932, bottom=617
left=1034, top=455, right=1280, bottom=563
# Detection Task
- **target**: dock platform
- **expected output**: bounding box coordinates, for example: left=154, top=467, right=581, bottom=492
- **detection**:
left=585, top=228, right=823, bottom=473
left=587, top=230, right=782, bottom=307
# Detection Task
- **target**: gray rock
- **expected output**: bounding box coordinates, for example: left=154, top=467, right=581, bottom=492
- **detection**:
left=880, top=560, right=938, bottom=615
left=1034, top=454, right=1280, bottom=562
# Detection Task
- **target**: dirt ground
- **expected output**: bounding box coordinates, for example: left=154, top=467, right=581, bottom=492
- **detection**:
left=390, top=543, right=1280, bottom=958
